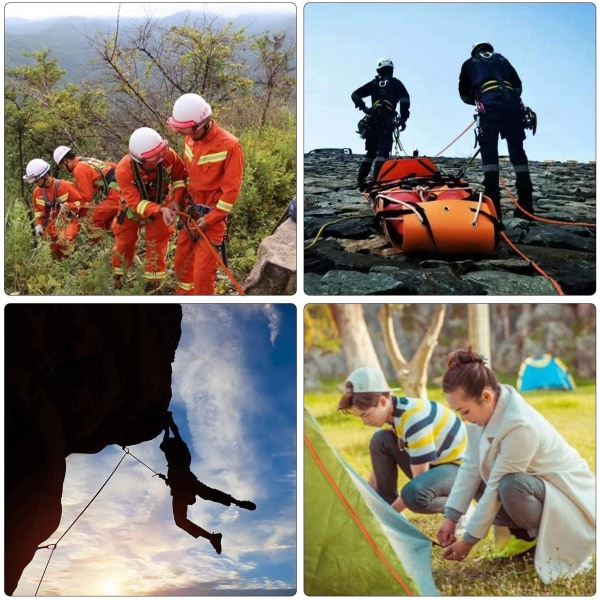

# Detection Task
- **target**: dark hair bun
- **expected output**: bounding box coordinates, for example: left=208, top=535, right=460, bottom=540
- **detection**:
left=447, top=349, right=485, bottom=370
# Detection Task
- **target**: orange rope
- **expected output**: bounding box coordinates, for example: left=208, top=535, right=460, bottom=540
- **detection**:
left=304, top=433, right=416, bottom=595
left=499, top=177, right=596, bottom=227
left=174, top=210, right=245, bottom=296
left=498, top=231, right=565, bottom=295
left=434, top=120, right=475, bottom=157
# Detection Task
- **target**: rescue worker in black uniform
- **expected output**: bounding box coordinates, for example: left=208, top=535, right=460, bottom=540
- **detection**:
left=459, top=42, right=534, bottom=221
left=351, top=58, right=410, bottom=190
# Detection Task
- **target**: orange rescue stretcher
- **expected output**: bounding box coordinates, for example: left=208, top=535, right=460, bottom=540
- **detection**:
left=363, top=157, right=501, bottom=255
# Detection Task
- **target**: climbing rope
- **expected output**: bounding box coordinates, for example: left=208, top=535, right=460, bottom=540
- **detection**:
left=174, top=210, right=245, bottom=295
left=34, top=451, right=128, bottom=595
left=304, top=215, right=376, bottom=251
left=34, top=447, right=166, bottom=595
left=434, top=120, right=475, bottom=157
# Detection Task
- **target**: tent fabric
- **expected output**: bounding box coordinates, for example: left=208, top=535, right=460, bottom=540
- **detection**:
left=516, top=354, right=576, bottom=392
left=304, top=409, right=438, bottom=596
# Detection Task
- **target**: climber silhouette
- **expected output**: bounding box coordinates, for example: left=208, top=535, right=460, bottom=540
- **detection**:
left=159, top=411, right=256, bottom=555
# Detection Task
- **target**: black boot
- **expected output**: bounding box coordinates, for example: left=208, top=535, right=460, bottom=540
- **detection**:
left=357, top=159, right=373, bottom=190
left=483, top=172, right=503, bottom=223
left=514, top=172, right=534, bottom=219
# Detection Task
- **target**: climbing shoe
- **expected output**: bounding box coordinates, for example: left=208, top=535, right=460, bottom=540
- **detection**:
left=210, top=533, right=223, bottom=555
left=236, top=500, right=257, bottom=511
left=490, top=535, right=536, bottom=559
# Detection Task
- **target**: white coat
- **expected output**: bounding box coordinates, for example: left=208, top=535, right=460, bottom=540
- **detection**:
left=445, top=384, right=595, bottom=583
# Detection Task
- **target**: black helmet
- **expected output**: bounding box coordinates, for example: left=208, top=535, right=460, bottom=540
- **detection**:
left=471, top=41, right=494, bottom=58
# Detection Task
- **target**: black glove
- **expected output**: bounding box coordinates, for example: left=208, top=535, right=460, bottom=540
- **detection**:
left=363, top=106, right=373, bottom=116
left=398, top=120, right=406, bottom=132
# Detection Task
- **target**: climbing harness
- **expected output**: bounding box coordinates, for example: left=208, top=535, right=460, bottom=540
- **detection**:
left=34, top=447, right=166, bottom=595
left=174, top=209, right=245, bottom=295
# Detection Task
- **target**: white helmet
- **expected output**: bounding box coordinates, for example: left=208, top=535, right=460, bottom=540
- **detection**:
left=23, top=158, right=51, bottom=183
left=53, top=145, right=72, bottom=165
left=471, top=41, right=494, bottom=58
left=167, top=93, right=212, bottom=134
left=129, top=127, right=169, bottom=164
left=376, top=57, right=394, bottom=70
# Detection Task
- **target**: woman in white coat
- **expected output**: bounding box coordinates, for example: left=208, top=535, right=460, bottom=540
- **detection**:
left=436, top=349, right=595, bottom=583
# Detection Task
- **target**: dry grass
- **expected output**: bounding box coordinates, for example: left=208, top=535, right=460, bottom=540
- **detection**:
left=305, top=380, right=596, bottom=595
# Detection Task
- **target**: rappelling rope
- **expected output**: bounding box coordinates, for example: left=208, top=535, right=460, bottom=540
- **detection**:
left=304, top=215, right=375, bottom=251
left=499, top=177, right=596, bottom=228
left=34, top=447, right=165, bottom=595
left=34, top=451, right=128, bottom=595
left=434, top=120, right=475, bottom=157
left=498, top=230, right=565, bottom=295
left=174, top=210, right=245, bottom=295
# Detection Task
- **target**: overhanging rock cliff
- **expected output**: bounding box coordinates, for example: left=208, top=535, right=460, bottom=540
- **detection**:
left=5, top=304, right=183, bottom=595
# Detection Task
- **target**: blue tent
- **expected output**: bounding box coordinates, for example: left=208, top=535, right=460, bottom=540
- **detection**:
left=516, top=354, right=576, bottom=392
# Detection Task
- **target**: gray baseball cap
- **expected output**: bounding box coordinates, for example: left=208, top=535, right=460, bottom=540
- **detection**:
left=345, top=366, right=389, bottom=393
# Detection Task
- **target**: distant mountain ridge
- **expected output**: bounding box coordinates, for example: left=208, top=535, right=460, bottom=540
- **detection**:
left=5, top=10, right=296, bottom=83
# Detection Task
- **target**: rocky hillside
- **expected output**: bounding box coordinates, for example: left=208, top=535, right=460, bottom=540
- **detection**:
left=5, top=305, right=182, bottom=595
left=304, top=152, right=595, bottom=295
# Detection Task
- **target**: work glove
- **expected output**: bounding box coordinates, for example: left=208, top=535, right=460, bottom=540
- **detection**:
left=398, top=120, right=407, bottom=132
left=35, top=224, right=44, bottom=236
left=363, top=106, right=373, bottom=116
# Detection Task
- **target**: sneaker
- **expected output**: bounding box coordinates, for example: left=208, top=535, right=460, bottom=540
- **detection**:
left=490, top=535, right=536, bottom=559
left=236, top=500, right=256, bottom=511
left=210, top=533, right=222, bottom=555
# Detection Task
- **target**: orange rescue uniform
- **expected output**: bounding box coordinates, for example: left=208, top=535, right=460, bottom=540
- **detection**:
left=70, top=157, right=121, bottom=230
left=32, top=178, right=85, bottom=258
left=173, top=121, right=244, bottom=295
left=113, top=149, right=187, bottom=283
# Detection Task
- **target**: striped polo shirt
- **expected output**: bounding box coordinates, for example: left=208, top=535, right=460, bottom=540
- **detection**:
left=391, top=395, right=467, bottom=466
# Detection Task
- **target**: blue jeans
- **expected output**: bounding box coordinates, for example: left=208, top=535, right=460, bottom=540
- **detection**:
left=369, top=429, right=460, bottom=514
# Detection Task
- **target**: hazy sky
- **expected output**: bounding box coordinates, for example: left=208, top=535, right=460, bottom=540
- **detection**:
left=5, top=2, right=295, bottom=20
left=15, top=304, right=297, bottom=596
left=305, top=3, right=596, bottom=162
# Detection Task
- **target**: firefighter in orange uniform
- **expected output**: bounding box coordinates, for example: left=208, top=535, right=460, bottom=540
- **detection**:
left=25, top=158, right=85, bottom=259
left=167, top=93, right=244, bottom=295
left=53, top=145, right=121, bottom=231
left=113, top=127, right=187, bottom=292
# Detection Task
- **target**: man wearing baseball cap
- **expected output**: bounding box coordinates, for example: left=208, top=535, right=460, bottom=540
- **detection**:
left=338, top=366, right=467, bottom=515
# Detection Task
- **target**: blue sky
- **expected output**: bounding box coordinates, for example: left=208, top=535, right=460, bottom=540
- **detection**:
left=304, top=3, right=596, bottom=162
left=15, top=304, right=297, bottom=596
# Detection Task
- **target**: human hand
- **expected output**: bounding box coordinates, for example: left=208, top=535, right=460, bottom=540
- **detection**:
left=35, top=224, right=44, bottom=236
left=442, top=540, right=474, bottom=562
left=398, top=120, right=406, bottom=132
left=160, top=206, right=174, bottom=226
left=436, top=517, right=457, bottom=547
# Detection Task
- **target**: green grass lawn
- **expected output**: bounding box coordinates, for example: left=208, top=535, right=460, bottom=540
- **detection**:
left=305, top=379, right=596, bottom=596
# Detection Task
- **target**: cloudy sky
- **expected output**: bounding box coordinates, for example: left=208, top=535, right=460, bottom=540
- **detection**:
left=5, top=2, right=295, bottom=20
left=305, top=3, right=595, bottom=162
left=15, top=304, right=297, bottom=596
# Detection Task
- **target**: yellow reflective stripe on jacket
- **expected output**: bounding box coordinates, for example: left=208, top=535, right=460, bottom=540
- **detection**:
left=184, top=144, right=194, bottom=161
left=177, top=281, right=194, bottom=292
left=480, top=79, right=514, bottom=94
left=137, top=199, right=152, bottom=217
left=172, top=179, right=186, bottom=190
left=216, top=199, right=234, bottom=213
left=57, top=192, right=70, bottom=203
left=198, top=151, right=227, bottom=165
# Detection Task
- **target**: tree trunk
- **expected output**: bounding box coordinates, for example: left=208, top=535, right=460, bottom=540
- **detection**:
left=378, top=304, right=446, bottom=397
left=329, top=304, right=385, bottom=383
left=468, top=304, right=492, bottom=367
